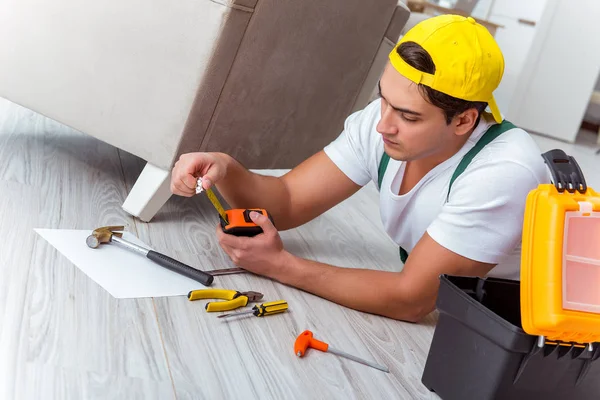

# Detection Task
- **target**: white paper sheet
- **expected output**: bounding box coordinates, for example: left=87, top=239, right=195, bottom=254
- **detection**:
left=34, top=229, right=205, bottom=299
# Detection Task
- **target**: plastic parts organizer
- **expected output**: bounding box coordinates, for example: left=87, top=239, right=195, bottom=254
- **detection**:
left=521, top=149, right=600, bottom=344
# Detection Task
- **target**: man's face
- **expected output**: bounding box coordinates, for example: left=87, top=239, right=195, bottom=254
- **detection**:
left=376, top=63, right=455, bottom=162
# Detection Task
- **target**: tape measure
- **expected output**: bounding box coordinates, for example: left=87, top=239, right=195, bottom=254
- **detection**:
left=198, top=179, right=274, bottom=237
left=205, top=188, right=229, bottom=223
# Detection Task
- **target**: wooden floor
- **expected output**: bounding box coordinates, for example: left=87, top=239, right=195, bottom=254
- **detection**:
left=0, top=98, right=441, bottom=399
left=3, top=96, right=600, bottom=399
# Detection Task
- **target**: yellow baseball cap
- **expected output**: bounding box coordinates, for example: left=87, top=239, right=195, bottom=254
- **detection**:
left=389, top=14, right=505, bottom=123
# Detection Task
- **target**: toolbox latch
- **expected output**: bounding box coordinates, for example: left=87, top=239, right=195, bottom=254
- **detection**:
left=542, top=149, right=587, bottom=194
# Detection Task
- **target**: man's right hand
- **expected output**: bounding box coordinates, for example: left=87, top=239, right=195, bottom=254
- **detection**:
left=170, top=150, right=361, bottom=231
left=170, top=152, right=229, bottom=197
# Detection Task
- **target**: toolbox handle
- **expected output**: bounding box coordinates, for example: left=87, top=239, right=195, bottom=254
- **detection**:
left=541, top=149, right=587, bottom=194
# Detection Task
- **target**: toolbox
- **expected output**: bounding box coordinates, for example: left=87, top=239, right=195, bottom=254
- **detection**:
left=421, top=150, right=600, bottom=400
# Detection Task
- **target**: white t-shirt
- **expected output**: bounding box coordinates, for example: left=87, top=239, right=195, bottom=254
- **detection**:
left=324, top=99, right=550, bottom=280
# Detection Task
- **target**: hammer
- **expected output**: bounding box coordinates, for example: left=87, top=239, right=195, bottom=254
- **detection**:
left=86, top=226, right=214, bottom=286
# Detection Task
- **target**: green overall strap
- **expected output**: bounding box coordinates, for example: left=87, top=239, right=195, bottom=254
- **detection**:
left=377, top=120, right=517, bottom=264
left=377, top=153, right=391, bottom=190
left=446, top=120, right=517, bottom=201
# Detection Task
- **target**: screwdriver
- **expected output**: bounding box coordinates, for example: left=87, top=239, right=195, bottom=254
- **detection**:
left=217, top=300, right=288, bottom=319
left=294, top=330, right=389, bottom=373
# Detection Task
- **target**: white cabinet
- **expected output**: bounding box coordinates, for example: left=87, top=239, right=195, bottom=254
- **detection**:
left=508, top=0, right=600, bottom=142
left=478, top=0, right=548, bottom=115
left=488, top=14, right=539, bottom=113
left=490, top=0, right=547, bottom=20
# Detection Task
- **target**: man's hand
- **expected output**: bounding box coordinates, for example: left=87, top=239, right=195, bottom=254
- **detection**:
left=216, top=211, right=287, bottom=276
left=171, top=150, right=361, bottom=231
left=170, top=152, right=230, bottom=197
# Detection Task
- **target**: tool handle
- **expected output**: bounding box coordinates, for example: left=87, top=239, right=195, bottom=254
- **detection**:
left=147, top=251, right=214, bottom=286
left=187, top=289, right=236, bottom=302
left=309, top=338, right=329, bottom=352
left=205, top=296, right=248, bottom=312
left=294, top=330, right=328, bottom=357
left=254, top=300, right=288, bottom=317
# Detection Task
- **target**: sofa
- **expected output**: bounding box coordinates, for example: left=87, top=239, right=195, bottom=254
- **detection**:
left=0, top=0, right=410, bottom=221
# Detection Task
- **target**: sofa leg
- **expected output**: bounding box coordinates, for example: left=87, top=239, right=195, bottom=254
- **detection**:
left=122, top=163, right=172, bottom=222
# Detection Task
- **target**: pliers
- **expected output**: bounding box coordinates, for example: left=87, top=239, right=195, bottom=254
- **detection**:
left=187, top=289, right=264, bottom=312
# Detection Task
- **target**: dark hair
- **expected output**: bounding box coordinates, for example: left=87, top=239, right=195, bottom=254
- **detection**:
left=397, top=41, right=487, bottom=125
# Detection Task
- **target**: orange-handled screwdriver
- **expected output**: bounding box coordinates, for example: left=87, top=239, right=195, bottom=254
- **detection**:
left=294, top=330, right=389, bottom=373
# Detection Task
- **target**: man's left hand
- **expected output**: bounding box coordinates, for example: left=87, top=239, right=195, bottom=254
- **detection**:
left=216, top=211, right=287, bottom=277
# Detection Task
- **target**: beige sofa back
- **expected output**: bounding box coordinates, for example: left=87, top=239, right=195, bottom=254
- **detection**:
left=0, top=0, right=254, bottom=170
left=0, top=0, right=409, bottom=171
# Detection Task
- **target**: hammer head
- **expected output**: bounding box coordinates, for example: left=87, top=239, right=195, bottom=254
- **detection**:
left=86, top=226, right=124, bottom=249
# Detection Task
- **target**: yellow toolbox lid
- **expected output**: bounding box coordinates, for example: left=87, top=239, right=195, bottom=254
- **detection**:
left=521, top=150, right=600, bottom=345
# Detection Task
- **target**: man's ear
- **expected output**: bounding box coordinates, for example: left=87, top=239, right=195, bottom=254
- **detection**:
left=453, top=108, right=479, bottom=136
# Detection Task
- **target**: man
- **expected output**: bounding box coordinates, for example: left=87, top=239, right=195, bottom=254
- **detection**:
left=170, top=15, right=548, bottom=322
